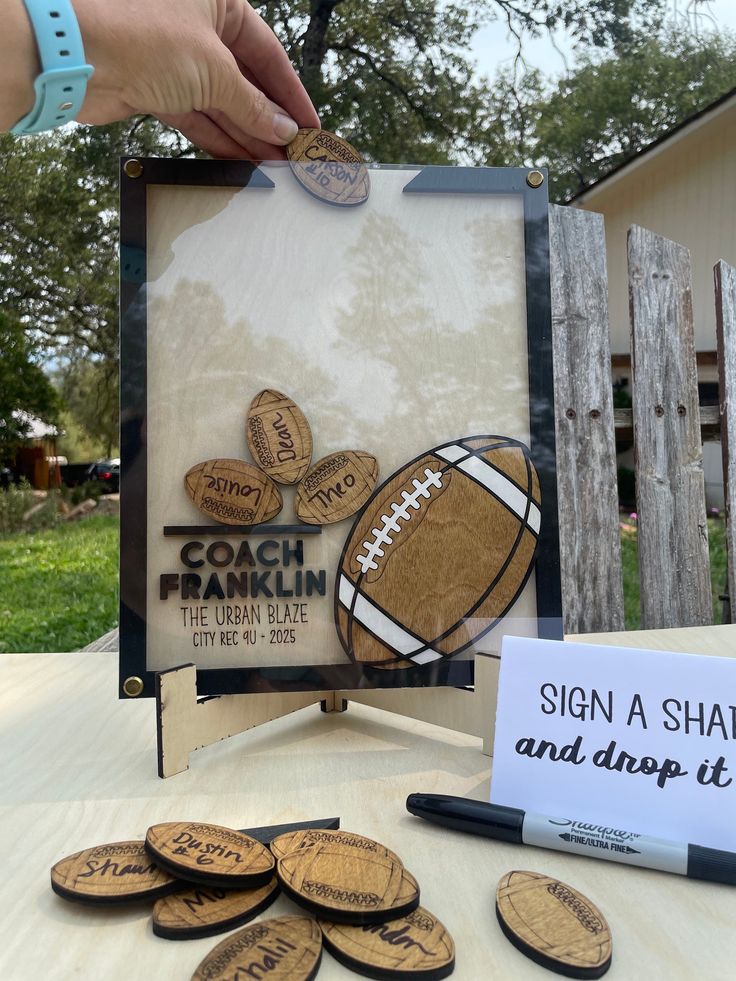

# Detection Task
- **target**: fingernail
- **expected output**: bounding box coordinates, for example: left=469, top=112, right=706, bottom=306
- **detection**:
left=273, top=113, right=298, bottom=143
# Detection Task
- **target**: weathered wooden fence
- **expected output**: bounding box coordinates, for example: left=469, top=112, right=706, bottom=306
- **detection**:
left=86, top=205, right=736, bottom=652
left=552, top=204, right=736, bottom=635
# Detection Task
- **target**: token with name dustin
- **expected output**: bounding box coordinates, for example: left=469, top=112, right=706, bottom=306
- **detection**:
left=246, top=389, right=313, bottom=485
left=295, top=451, right=379, bottom=525
left=152, top=876, right=279, bottom=940
left=192, top=915, right=322, bottom=981
left=277, top=841, right=420, bottom=924
left=320, top=905, right=455, bottom=980
left=145, top=822, right=275, bottom=889
left=287, top=128, right=370, bottom=207
left=269, top=828, right=402, bottom=864
left=496, top=871, right=612, bottom=978
left=50, top=840, right=179, bottom=905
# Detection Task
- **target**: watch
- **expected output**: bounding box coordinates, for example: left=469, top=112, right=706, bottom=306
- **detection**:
left=11, top=0, right=94, bottom=135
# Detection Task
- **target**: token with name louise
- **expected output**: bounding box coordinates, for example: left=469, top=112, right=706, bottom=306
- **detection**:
left=185, top=458, right=282, bottom=526
left=152, top=877, right=279, bottom=940
left=320, top=906, right=455, bottom=981
left=246, top=389, right=313, bottom=485
left=277, top=841, right=420, bottom=924
left=145, top=822, right=275, bottom=889
left=295, top=451, right=379, bottom=525
left=269, top=828, right=402, bottom=865
left=496, top=870, right=612, bottom=979
left=287, top=127, right=370, bottom=207
left=192, top=916, right=322, bottom=981
left=50, top=840, right=180, bottom=905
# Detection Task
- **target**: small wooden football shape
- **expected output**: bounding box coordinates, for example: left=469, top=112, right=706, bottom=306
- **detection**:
left=496, top=871, right=612, bottom=979
left=152, top=877, right=279, bottom=940
left=246, top=389, right=313, bottom=485
left=336, top=436, right=540, bottom=665
left=269, top=828, right=402, bottom=865
left=277, top=841, right=420, bottom=924
left=320, top=905, right=455, bottom=980
left=50, top=840, right=179, bottom=905
left=192, top=916, right=322, bottom=981
left=295, top=451, right=379, bottom=525
left=185, top=458, right=282, bottom=526
left=145, top=822, right=275, bottom=889
left=287, top=127, right=370, bottom=207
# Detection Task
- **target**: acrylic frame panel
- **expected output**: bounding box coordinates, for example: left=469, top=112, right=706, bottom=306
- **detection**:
left=119, top=158, right=562, bottom=699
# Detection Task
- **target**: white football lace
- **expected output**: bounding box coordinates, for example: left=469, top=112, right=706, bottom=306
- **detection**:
left=356, top=467, right=444, bottom=573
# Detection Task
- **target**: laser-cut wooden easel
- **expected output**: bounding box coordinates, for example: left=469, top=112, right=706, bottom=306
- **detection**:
left=155, top=655, right=501, bottom=777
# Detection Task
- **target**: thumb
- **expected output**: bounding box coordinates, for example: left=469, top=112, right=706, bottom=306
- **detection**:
left=209, top=47, right=298, bottom=146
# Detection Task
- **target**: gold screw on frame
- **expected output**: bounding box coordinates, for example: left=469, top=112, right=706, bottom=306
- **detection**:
left=123, top=676, right=144, bottom=697
left=527, top=170, right=545, bottom=188
left=124, top=159, right=144, bottom=179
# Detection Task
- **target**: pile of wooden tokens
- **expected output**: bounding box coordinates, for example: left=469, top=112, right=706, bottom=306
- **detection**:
left=50, top=820, right=455, bottom=981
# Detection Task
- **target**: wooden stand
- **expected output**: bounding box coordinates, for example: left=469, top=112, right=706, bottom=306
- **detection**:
left=155, top=656, right=500, bottom=777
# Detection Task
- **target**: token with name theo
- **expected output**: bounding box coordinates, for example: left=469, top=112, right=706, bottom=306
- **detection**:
left=295, top=450, right=379, bottom=525
left=277, top=841, right=420, bottom=924
left=287, top=128, right=370, bottom=207
left=269, top=828, right=402, bottom=865
left=320, top=905, right=455, bottom=980
left=145, top=822, right=275, bottom=889
left=246, top=389, right=313, bottom=485
left=152, top=876, right=279, bottom=940
left=50, top=840, right=180, bottom=905
left=495, top=870, right=612, bottom=979
left=191, top=915, right=322, bottom=981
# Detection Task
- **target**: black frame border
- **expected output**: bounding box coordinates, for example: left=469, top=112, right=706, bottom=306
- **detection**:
left=119, top=159, right=562, bottom=699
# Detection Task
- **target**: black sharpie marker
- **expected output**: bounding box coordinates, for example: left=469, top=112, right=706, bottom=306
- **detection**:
left=406, top=793, right=736, bottom=885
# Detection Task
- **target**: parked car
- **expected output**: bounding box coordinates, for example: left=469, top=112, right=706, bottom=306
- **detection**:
left=86, top=459, right=120, bottom=493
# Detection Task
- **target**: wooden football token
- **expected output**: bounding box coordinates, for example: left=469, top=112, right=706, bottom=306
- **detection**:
left=295, top=451, right=379, bottom=525
left=287, top=127, right=370, bottom=207
left=269, top=828, right=402, bottom=864
left=152, top=876, right=279, bottom=940
left=184, top=458, right=282, bottom=526
left=496, top=870, right=612, bottom=979
left=192, top=915, right=322, bottom=981
left=336, top=436, right=540, bottom=665
left=320, top=905, right=455, bottom=980
left=145, top=822, right=275, bottom=889
left=50, top=840, right=179, bottom=905
left=246, top=389, right=313, bottom=485
left=277, top=842, right=420, bottom=924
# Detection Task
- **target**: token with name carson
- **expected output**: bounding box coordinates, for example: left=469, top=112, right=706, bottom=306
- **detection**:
left=145, top=822, right=275, bottom=889
left=495, top=870, right=612, bottom=979
left=277, top=840, right=420, bottom=924
left=152, top=876, right=279, bottom=940
left=192, top=915, right=322, bottom=981
left=269, top=827, right=402, bottom=865
left=320, top=905, right=455, bottom=980
left=50, top=840, right=180, bottom=905
left=287, top=128, right=370, bottom=207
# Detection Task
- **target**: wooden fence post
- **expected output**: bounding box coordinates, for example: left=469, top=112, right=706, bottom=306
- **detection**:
left=628, top=225, right=712, bottom=628
left=550, top=205, right=625, bottom=633
left=716, top=260, right=736, bottom=618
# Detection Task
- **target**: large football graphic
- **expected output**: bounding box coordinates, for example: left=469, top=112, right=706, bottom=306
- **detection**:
left=335, top=436, right=541, bottom=666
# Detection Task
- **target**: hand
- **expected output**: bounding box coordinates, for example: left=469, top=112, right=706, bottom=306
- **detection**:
left=73, top=0, right=319, bottom=158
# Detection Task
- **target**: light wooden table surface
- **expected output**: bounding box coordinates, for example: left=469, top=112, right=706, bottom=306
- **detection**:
left=2, top=627, right=736, bottom=981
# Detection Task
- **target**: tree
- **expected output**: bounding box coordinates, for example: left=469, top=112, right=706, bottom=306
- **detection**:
left=252, top=0, right=668, bottom=163
left=473, top=29, right=736, bottom=201
left=0, top=312, right=59, bottom=462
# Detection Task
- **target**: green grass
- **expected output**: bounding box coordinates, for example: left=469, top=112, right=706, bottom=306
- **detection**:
left=620, top=515, right=728, bottom=630
left=0, top=515, right=119, bottom=653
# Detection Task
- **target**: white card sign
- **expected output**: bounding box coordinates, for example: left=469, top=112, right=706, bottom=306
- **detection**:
left=491, top=636, right=736, bottom=851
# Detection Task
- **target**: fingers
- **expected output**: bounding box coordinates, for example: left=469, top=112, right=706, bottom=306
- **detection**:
left=225, top=3, right=320, bottom=129
left=157, top=110, right=262, bottom=160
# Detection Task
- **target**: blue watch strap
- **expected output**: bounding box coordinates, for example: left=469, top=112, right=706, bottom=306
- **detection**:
left=11, top=0, right=94, bottom=135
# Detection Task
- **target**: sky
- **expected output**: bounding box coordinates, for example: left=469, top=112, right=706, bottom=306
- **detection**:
left=470, top=0, right=736, bottom=80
